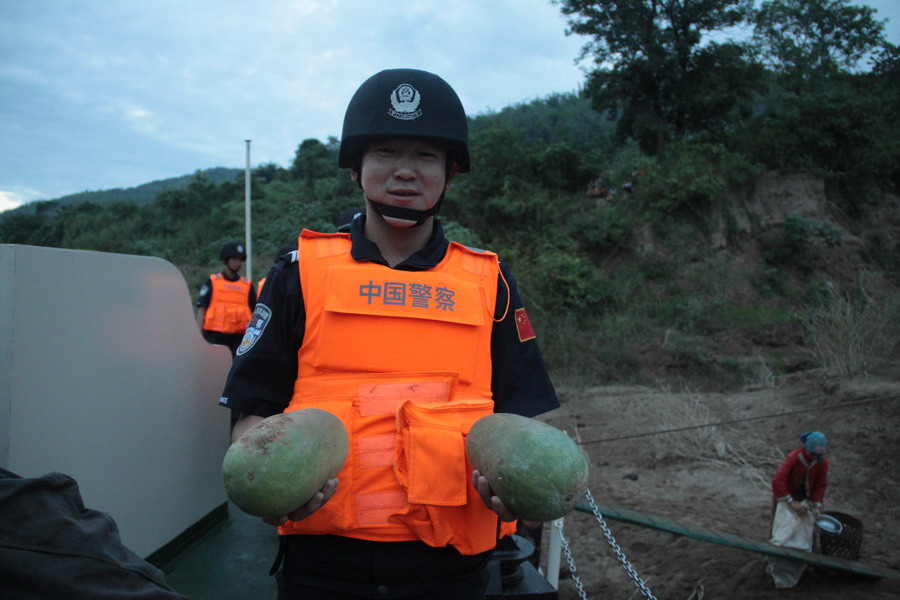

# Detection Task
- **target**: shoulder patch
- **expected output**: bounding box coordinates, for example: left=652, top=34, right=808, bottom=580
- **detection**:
left=236, top=304, right=272, bottom=356
left=514, top=308, right=536, bottom=342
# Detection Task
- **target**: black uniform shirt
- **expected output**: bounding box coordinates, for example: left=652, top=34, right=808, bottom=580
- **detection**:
left=219, top=217, right=558, bottom=419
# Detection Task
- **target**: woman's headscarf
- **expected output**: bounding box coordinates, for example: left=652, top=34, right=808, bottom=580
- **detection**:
left=800, top=431, right=828, bottom=456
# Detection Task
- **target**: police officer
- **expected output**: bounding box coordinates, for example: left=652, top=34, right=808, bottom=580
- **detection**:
left=220, top=69, right=559, bottom=600
left=195, top=241, right=256, bottom=357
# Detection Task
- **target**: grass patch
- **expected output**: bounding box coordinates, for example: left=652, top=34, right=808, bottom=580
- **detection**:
left=635, top=385, right=785, bottom=490
left=537, top=312, right=646, bottom=387
left=803, top=287, right=900, bottom=376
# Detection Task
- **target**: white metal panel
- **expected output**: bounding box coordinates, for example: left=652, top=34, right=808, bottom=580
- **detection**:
left=0, top=244, right=233, bottom=558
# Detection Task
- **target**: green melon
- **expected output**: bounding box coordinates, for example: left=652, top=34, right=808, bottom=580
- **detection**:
left=222, top=408, right=349, bottom=518
left=466, top=412, right=589, bottom=521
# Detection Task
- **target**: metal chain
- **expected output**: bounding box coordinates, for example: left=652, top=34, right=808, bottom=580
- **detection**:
left=583, top=488, right=658, bottom=600
left=556, top=520, right=589, bottom=600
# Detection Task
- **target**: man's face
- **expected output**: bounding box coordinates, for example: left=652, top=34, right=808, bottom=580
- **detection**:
left=225, top=257, right=243, bottom=273
left=353, top=138, right=454, bottom=228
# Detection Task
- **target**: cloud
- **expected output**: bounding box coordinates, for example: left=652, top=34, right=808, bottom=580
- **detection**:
left=0, top=190, right=27, bottom=212
left=0, top=1, right=580, bottom=200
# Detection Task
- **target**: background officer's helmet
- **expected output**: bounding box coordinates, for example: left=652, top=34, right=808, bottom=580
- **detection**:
left=219, top=241, right=247, bottom=262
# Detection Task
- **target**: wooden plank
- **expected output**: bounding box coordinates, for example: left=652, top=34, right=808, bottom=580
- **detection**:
left=574, top=501, right=899, bottom=580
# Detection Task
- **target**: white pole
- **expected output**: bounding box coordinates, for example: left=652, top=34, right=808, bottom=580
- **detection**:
left=546, top=518, right=564, bottom=589
left=244, top=139, right=252, bottom=283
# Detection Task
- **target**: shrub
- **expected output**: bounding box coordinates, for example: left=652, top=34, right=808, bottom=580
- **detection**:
left=634, top=385, right=785, bottom=489
left=803, top=286, right=900, bottom=375
left=762, top=213, right=842, bottom=274
left=526, top=248, right=613, bottom=315
left=640, top=143, right=762, bottom=227
left=573, top=200, right=635, bottom=256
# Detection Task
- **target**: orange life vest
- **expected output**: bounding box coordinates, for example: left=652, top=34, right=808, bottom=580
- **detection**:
left=201, top=273, right=253, bottom=334
left=256, top=277, right=267, bottom=297
left=279, top=230, right=516, bottom=554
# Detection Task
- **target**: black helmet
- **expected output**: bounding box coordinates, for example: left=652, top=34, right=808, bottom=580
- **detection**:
left=219, top=241, right=247, bottom=262
left=338, top=69, right=470, bottom=172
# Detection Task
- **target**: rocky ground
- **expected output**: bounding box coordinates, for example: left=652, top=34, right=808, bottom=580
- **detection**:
left=533, top=372, right=900, bottom=599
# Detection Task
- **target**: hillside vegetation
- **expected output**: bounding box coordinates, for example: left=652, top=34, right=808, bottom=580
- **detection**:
left=2, top=0, right=898, bottom=389
left=4, top=167, right=243, bottom=212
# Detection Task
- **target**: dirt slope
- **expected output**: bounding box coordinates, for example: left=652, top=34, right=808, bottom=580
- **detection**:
left=537, top=373, right=900, bottom=599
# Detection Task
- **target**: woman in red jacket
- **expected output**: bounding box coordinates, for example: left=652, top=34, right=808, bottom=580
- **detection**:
left=771, top=431, right=829, bottom=524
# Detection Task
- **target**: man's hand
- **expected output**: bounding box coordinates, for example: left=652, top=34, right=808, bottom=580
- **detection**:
left=472, top=470, right=541, bottom=529
left=262, top=478, right=339, bottom=527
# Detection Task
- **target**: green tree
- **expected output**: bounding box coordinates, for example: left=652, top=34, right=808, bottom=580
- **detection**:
left=253, top=161, right=288, bottom=184
left=739, top=1, right=899, bottom=198
left=555, top=0, right=759, bottom=158
left=0, top=212, right=48, bottom=244
left=290, top=138, right=337, bottom=187
left=752, top=0, right=887, bottom=78
left=450, top=92, right=613, bottom=235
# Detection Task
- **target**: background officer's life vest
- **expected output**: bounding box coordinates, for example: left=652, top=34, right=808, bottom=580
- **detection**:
left=202, top=274, right=252, bottom=334
left=279, top=230, right=517, bottom=555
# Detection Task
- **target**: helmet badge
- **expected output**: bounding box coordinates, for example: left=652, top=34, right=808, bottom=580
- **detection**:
left=388, top=83, right=422, bottom=120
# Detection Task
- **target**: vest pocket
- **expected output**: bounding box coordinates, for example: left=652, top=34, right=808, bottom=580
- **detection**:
left=222, top=307, right=247, bottom=333
left=394, top=399, right=493, bottom=506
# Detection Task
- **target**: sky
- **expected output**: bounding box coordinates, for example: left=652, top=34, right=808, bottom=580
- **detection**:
left=1, top=0, right=898, bottom=213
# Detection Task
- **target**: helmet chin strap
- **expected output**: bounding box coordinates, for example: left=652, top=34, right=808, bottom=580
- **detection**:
left=366, top=194, right=444, bottom=227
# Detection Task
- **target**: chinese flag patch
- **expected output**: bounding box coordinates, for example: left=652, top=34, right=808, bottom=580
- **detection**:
left=514, top=308, right=536, bottom=342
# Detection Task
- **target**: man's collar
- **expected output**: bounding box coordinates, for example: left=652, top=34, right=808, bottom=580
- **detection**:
left=349, top=216, right=449, bottom=270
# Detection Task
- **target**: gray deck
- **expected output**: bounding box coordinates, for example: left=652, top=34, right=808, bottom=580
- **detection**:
left=161, top=503, right=279, bottom=600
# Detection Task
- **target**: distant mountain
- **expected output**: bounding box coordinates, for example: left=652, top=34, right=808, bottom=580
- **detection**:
left=6, top=167, right=244, bottom=216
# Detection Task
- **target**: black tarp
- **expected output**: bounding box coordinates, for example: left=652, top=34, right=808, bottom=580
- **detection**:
left=0, top=468, right=189, bottom=600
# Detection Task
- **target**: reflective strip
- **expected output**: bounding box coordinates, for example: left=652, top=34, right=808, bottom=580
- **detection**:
left=357, top=491, right=407, bottom=525
left=358, top=394, right=403, bottom=417
left=358, top=381, right=451, bottom=416
left=359, top=434, right=396, bottom=468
